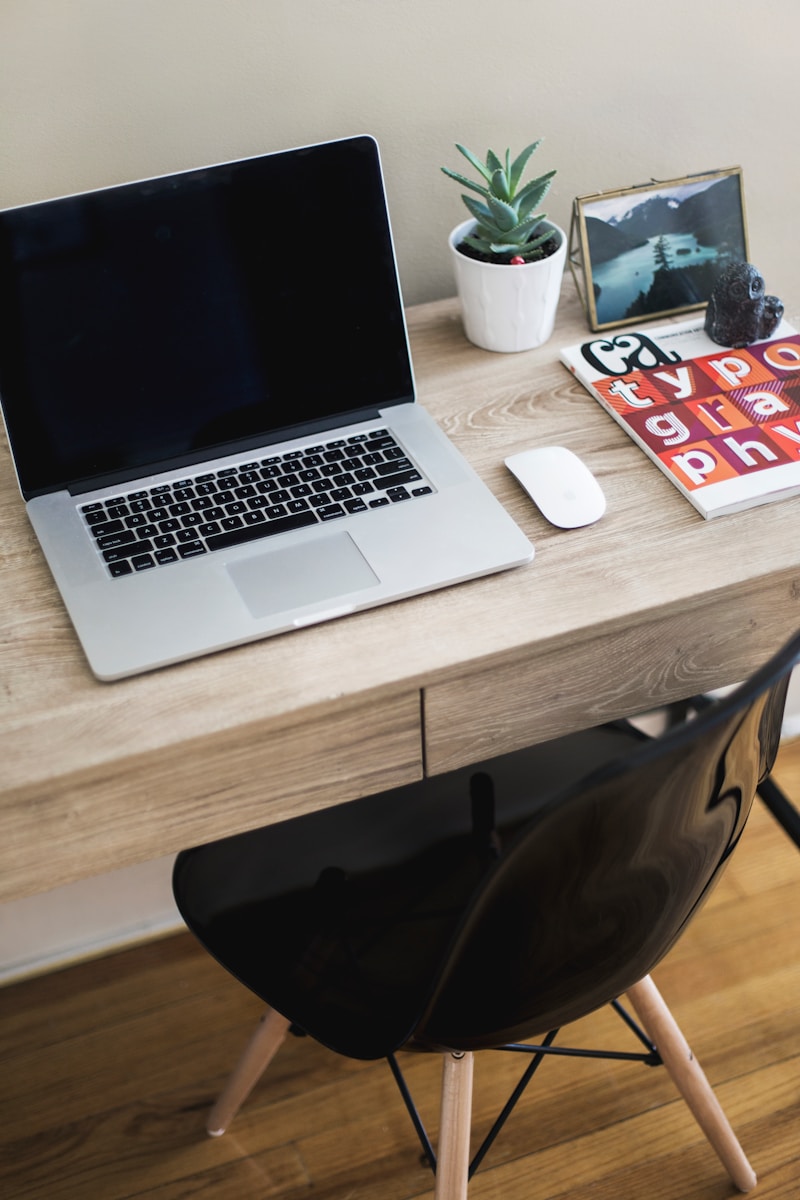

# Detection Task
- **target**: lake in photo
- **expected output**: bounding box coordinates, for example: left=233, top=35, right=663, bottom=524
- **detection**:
left=592, top=233, right=720, bottom=324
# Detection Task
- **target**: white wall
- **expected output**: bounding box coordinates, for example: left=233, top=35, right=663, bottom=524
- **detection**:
left=2, top=0, right=799, bottom=306
left=2, top=0, right=800, bottom=981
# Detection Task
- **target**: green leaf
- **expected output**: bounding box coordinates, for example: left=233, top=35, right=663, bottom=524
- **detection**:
left=490, top=166, right=512, bottom=204
left=509, top=140, right=542, bottom=192
left=516, top=171, right=556, bottom=217
left=517, top=228, right=556, bottom=259
left=461, top=194, right=495, bottom=224
left=440, top=166, right=490, bottom=199
left=506, top=213, right=548, bottom=242
left=461, top=233, right=493, bottom=254
left=485, top=149, right=503, bottom=176
left=486, top=194, right=519, bottom=232
left=454, top=144, right=494, bottom=184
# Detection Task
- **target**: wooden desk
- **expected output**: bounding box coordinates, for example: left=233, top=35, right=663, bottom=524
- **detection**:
left=3, top=282, right=800, bottom=903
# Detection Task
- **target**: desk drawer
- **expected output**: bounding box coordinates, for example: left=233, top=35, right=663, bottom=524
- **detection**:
left=0, top=689, right=422, bottom=903
left=423, top=610, right=798, bottom=776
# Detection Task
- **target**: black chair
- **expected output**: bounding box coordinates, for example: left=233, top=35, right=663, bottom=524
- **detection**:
left=664, top=693, right=800, bottom=850
left=173, top=630, right=800, bottom=1198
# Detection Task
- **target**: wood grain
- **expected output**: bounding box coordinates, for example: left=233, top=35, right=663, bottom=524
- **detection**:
left=0, top=739, right=798, bottom=1199
left=3, top=281, right=800, bottom=899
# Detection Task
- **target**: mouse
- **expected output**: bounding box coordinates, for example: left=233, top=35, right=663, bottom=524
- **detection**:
left=504, top=446, right=606, bottom=528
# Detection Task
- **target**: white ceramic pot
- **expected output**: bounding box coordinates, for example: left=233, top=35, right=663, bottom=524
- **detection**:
left=448, top=218, right=567, bottom=353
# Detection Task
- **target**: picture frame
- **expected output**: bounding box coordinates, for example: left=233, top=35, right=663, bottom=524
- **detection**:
left=569, top=167, right=749, bottom=332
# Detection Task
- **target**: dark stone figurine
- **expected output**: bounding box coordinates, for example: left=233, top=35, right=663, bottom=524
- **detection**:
left=704, top=262, right=783, bottom=348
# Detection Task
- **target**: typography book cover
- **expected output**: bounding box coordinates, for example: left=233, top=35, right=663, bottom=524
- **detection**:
left=561, top=317, right=800, bottom=518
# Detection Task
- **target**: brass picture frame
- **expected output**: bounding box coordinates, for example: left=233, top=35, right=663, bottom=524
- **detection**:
left=569, top=167, right=749, bottom=331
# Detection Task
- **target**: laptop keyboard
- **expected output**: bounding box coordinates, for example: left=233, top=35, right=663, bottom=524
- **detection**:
left=80, top=430, right=435, bottom=578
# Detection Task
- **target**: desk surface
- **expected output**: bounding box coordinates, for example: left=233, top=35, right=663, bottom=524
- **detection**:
left=3, top=282, right=800, bottom=902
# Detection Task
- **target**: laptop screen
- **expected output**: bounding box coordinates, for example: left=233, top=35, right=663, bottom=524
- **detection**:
left=0, top=136, right=415, bottom=499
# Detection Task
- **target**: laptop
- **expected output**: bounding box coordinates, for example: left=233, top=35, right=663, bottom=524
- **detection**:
left=0, top=135, right=533, bottom=681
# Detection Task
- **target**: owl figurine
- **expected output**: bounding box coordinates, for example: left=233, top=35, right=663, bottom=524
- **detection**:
left=704, top=262, right=783, bottom=348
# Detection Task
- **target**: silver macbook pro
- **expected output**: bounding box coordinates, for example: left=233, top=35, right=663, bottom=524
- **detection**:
left=0, top=135, right=533, bottom=680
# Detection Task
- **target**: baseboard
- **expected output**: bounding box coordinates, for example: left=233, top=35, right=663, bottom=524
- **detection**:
left=0, top=915, right=184, bottom=987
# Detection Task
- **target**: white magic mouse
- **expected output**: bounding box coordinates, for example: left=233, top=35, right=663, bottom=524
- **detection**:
left=505, top=446, right=606, bottom=529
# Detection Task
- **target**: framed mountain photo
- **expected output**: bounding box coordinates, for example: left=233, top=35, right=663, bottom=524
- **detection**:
left=569, top=168, right=749, bottom=331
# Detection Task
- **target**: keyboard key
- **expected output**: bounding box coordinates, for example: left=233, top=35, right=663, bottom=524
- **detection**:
left=90, top=518, right=125, bottom=537
left=132, top=554, right=156, bottom=571
left=375, top=468, right=422, bottom=489
left=108, top=560, right=133, bottom=577
left=387, top=487, right=411, bottom=502
left=345, top=498, right=368, bottom=514
left=103, top=538, right=153, bottom=561
left=318, top=504, right=346, bottom=521
left=155, top=548, right=179, bottom=565
left=206, top=509, right=318, bottom=551
left=363, top=435, right=396, bottom=452
left=97, top=529, right=137, bottom=550
left=178, top=541, right=207, bottom=559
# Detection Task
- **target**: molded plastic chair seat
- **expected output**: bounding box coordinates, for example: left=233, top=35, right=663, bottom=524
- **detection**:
left=174, top=630, right=800, bottom=1197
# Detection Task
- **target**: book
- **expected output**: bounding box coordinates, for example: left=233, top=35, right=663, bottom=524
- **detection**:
left=560, top=316, right=800, bottom=518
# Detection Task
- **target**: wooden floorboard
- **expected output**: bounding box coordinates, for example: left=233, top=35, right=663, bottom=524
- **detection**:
left=2, top=743, right=800, bottom=1199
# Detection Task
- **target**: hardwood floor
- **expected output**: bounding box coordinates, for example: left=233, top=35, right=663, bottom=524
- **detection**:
left=2, top=745, right=800, bottom=1200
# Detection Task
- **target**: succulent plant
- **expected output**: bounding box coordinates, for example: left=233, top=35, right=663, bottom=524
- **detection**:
left=441, top=141, right=557, bottom=264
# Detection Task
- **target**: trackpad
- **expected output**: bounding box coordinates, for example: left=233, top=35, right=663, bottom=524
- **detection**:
left=227, top=531, right=379, bottom=619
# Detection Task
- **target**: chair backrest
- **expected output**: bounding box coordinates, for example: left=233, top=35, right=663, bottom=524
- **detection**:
left=414, top=631, right=800, bottom=1051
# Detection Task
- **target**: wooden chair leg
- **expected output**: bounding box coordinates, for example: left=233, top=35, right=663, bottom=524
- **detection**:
left=626, top=975, right=757, bottom=1193
left=206, top=1006, right=291, bottom=1136
left=434, top=1050, right=474, bottom=1200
